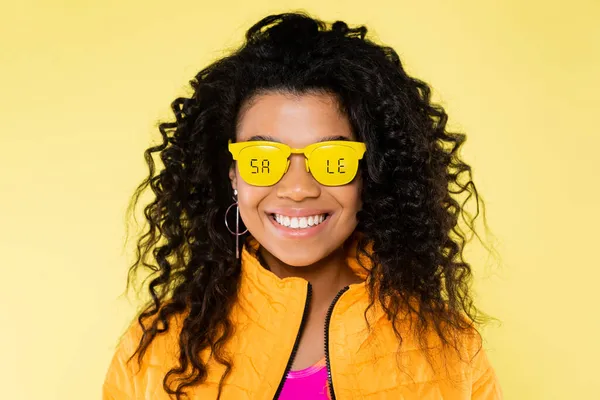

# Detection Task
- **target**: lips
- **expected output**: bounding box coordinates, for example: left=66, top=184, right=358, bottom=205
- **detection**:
left=265, top=208, right=333, bottom=217
left=271, top=213, right=329, bottom=229
left=265, top=209, right=333, bottom=238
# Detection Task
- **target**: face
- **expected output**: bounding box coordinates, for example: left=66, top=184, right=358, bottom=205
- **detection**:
left=229, top=91, right=363, bottom=267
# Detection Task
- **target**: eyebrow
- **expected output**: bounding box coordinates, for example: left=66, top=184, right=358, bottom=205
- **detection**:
left=246, top=135, right=350, bottom=143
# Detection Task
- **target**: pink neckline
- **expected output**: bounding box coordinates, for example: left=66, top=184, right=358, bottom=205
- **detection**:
left=286, top=358, right=327, bottom=379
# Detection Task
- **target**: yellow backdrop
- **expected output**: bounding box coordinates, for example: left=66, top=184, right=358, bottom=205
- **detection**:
left=1, top=0, right=598, bottom=399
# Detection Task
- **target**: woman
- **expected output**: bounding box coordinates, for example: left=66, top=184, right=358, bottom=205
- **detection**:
left=103, top=12, right=502, bottom=400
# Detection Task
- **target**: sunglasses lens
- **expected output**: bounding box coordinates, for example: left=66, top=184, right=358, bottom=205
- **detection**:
left=308, top=144, right=359, bottom=186
left=238, top=145, right=287, bottom=186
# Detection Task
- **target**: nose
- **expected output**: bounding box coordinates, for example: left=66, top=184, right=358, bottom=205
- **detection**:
left=276, top=154, right=321, bottom=201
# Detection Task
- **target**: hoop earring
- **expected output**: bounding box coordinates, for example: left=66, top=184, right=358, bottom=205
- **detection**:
left=225, top=189, right=248, bottom=259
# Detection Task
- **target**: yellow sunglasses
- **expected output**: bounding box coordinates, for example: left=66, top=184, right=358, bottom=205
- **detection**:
left=228, top=139, right=367, bottom=187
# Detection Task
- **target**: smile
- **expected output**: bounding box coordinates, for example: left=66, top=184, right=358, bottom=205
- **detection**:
left=267, top=211, right=332, bottom=238
left=272, top=213, right=329, bottom=229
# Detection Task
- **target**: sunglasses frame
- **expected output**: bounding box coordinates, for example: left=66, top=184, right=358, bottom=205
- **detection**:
left=228, top=139, right=367, bottom=186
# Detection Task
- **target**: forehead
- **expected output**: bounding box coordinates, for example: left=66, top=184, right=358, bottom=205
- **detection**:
left=235, top=91, right=354, bottom=146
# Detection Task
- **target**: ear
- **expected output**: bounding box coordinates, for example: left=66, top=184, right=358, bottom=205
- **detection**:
left=229, top=163, right=237, bottom=191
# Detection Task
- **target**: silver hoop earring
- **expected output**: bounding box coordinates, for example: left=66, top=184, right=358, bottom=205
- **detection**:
left=225, top=189, right=248, bottom=259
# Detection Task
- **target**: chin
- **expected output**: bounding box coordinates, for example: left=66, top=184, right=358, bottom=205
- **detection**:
left=267, top=243, right=330, bottom=268
left=277, top=251, right=325, bottom=267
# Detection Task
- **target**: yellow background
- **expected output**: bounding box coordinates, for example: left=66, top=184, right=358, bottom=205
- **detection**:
left=1, top=1, right=598, bottom=399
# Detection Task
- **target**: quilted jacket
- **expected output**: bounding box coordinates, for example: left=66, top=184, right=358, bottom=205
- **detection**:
left=102, top=236, right=503, bottom=399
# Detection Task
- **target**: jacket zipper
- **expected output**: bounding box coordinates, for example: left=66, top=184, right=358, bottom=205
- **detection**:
left=324, top=285, right=350, bottom=400
left=272, top=283, right=350, bottom=400
left=273, top=282, right=313, bottom=400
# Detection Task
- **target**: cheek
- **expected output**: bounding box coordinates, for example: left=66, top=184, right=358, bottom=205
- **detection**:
left=329, top=180, right=363, bottom=216
left=236, top=179, right=270, bottom=223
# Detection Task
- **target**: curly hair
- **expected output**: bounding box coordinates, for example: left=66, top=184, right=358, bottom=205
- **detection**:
left=123, top=11, right=495, bottom=399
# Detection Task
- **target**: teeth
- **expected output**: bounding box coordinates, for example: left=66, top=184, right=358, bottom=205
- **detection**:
left=273, top=214, right=328, bottom=229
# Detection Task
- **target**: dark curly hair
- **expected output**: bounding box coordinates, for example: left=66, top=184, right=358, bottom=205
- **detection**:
left=123, top=11, right=496, bottom=399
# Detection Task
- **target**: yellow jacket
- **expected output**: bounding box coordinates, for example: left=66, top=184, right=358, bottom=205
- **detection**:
left=103, top=237, right=502, bottom=399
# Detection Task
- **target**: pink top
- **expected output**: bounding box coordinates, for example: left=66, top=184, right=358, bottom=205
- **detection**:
left=278, top=357, right=330, bottom=399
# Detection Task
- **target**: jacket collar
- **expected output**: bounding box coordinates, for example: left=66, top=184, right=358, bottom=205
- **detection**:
left=236, top=234, right=422, bottom=338
left=239, top=231, right=375, bottom=294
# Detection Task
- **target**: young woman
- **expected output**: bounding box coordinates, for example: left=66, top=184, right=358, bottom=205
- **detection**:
left=103, top=12, right=502, bottom=400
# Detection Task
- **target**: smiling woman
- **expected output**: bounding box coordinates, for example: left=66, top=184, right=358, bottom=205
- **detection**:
left=102, top=11, right=502, bottom=400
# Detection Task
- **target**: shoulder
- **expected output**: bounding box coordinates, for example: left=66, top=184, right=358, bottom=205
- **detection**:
left=102, top=317, right=145, bottom=399
left=102, top=308, right=187, bottom=399
left=452, top=314, right=503, bottom=399
left=468, top=344, right=503, bottom=399
left=400, top=307, right=503, bottom=398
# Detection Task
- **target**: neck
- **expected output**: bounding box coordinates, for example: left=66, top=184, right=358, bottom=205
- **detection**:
left=258, top=245, right=362, bottom=314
